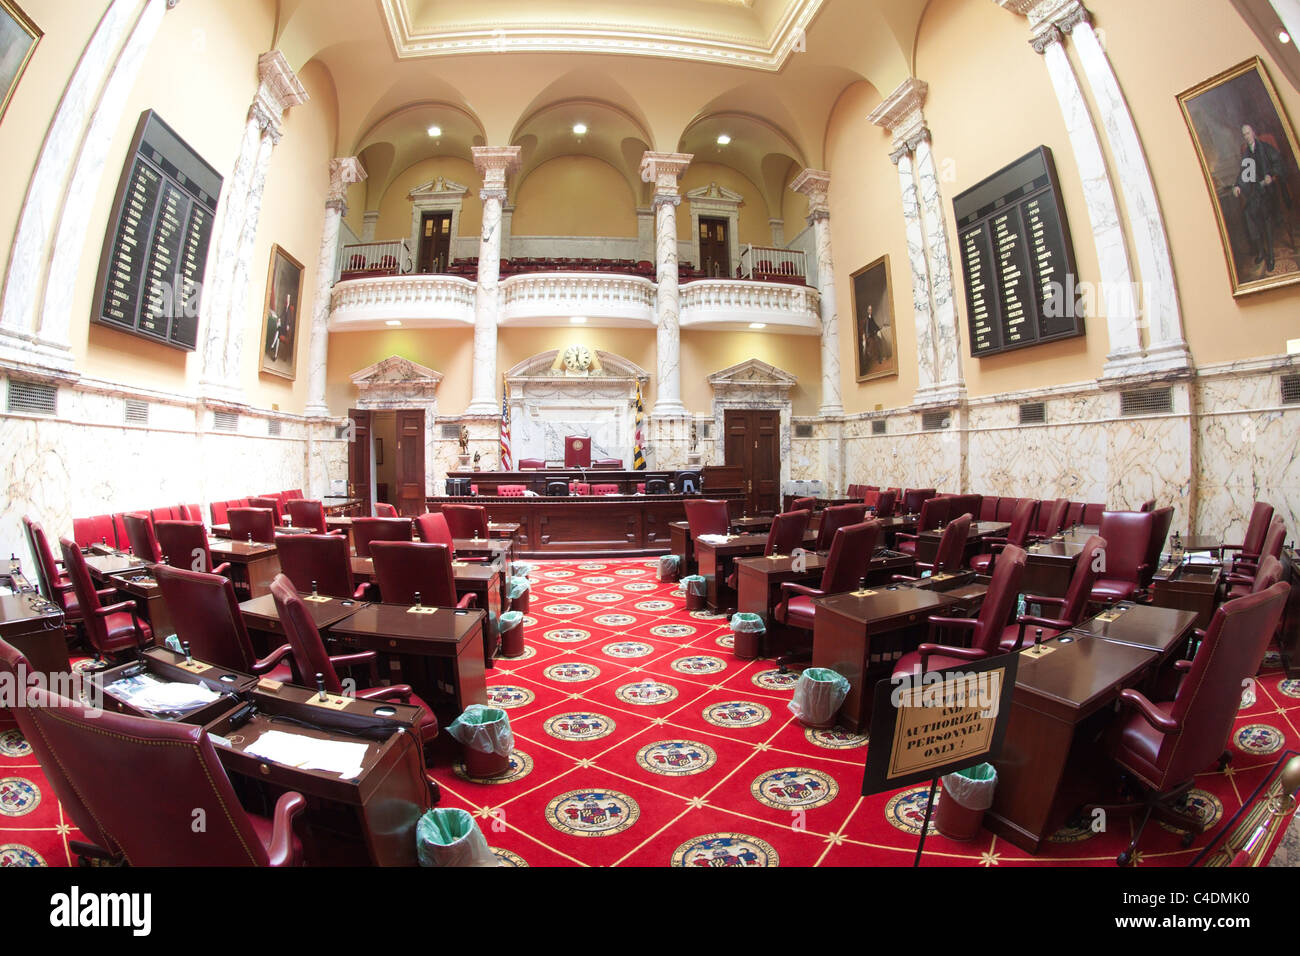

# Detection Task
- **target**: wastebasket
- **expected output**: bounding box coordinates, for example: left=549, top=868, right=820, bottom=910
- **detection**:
left=658, top=554, right=682, bottom=583
left=447, top=705, right=515, bottom=778
left=498, top=610, right=525, bottom=657
left=506, top=575, right=530, bottom=614
left=682, top=575, right=707, bottom=611
left=729, top=612, right=766, bottom=660
left=416, top=808, right=498, bottom=867
left=935, top=763, right=997, bottom=841
left=788, top=668, right=850, bottom=728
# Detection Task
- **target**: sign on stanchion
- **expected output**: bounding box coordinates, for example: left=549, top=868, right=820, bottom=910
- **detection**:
left=861, top=652, right=1018, bottom=866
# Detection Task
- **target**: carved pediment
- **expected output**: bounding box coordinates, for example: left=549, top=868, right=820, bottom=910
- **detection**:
left=409, top=177, right=469, bottom=200
left=506, top=350, right=649, bottom=383
left=686, top=182, right=744, bottom=206
left=351, top=356, right=444, bottom=393
left=707, top=358, right=797, bottom=390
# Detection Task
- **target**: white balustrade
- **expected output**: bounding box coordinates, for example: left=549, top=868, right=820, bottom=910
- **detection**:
left=329, top=273, right=475, bottom=330
left=739, top=245, right=807, bottom=282
left=337, top=239, right=413, bottom=280
left=678, top=278, right=820, bottom=334
left=498, top=272, right=657, bottom=326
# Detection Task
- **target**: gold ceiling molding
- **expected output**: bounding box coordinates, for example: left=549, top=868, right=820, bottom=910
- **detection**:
left=379, top=0, right=824, bottom=71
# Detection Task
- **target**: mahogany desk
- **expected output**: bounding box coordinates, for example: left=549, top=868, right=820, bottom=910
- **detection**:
left=1022, top=538, right=1084, bottom=598
left=85, top=647, right=257, bottom=725
left=326, top=603, right=487, bottom=725
left=731, top=515, right=775, bottom=534
left=734, top=549, right=918, bottom=621
left=1071, top=603, right=1198, bottom=660
left=106, top=570, right=175, bottom=645
left=811, top=587, right=966, bottom=731
left=83, top=551, right=149, bottom=583
left=915, top=521, right=1010, bottom=566
left=211, top=523, right=312, bottom=539
left=323, top=496, right=366, bottom=517
left=207, top=538, right=281, bottom=598
left=453, top=536, right=515, bottom=571
left=669, top=522, right=694, bottom=575
left=1149, top=560, right=1223, bottom=629
left=0, top=592, right=68, bottom=674
left=238, top=592, right=370, bottom=660
left=695, top=530, right=819, bottom=611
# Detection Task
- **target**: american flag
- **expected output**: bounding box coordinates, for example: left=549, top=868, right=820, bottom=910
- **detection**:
left=632, top=382, right=646, bottom=470
left=499, top=385, right=512, bottom=470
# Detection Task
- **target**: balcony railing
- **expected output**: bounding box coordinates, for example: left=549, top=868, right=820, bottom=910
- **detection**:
left=338, top=240, right=414, bottom=281
left=739, top=245, right=807, bottom=284
left=329, top=273, right=475, bottom=330
left=499, top=272, right=657, bottom=326
left=678, top=278, right=820, bottom=334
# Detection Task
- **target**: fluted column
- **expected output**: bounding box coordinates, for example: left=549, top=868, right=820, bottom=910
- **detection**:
left=305, top=158, right=367, bottom=417
left=640, top=152, right=693, bottom=418
left=790, top=169, right=844, bottom=416
left=466, top=146, right=521, bottom=416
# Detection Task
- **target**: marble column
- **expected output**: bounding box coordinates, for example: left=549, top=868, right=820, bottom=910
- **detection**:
left=768, top=219, right=786, bottom=247
left=466, top=146, right=521, bottom=416
left=912, top=135, right=965, bottom=398
left=640, top=152, right=693, bottom=419
left=362, top=210, right=380, bottom=242
left=224, top=127, right=278, bottom=383
left=790, top=169, right=844, bottom=417
left=0, top=0, right=176, bottom=371
left=305, top=157, right=367, bottom=417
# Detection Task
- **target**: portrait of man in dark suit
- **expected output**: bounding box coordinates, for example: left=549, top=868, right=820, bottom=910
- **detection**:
left=851, top=255, right=896, bottom=382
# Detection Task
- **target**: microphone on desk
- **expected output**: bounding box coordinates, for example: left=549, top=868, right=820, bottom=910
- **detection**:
left=182, top=640, right=192, bottom=665
left=315, top=673, right=327, bottom=701
left=1033, top=628, right=1043, bottom=655
left=414, top=590, right=422, bottom=608
left=311, top=579, right=319, bottom=599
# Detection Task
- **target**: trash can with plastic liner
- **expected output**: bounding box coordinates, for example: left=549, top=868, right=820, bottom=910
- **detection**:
left=658, top=554, right=681, bottom=582
left=498, top=610, right=525, bottom=657
left=729, top=612, right=766, bottom=660
left=681, top=575, right=707, bottom=611
left=447, top=705, right=515, bottom=778
left=416, top=808, right=498, bottom=867
left=788, top=667, right=850, bottom=728
left=935, top=763, right=997, bottom=841
left=506, top=575, right=531, bottom=613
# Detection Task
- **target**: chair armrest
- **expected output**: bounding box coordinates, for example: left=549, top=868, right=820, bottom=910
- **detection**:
left=95, top=587, right=118, bottom=600
left=1117, top=688, right=1181, bottom=735
left=1225, top=572, right=1256, bottom=585
left=265, top=791, right=306, bottom=867
left=1019, top=613, right=1073, bottom=631
left=894, top=533, right=919, bottom=545
left=356, top=684, right=413, bottom=704
left=1172, top=659, right=1193, bottom=673
left=93, top=600, right=137, bottom=617
left=918, top=643, right=989, bottom=671
left=927, top=615, right=977, bottom=630
left=251, top=644, right=294, bottom=675
left=1023, top=593, right=1065, bottom=609
left=211, top=561, right=231, bottom=576
left=456, top=593, right=477, bottom=609
left=779, top=582, right=826, bottom=600
left=328, top=650, right=378, bottom=670
left=353, top=582, right=373, bottom=600
left=891, top=574, right=920, bottom=583
left=327, top=529, right=346, bottom=536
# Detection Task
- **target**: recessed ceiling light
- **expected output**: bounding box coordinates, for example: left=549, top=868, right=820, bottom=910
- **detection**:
left=749, top=322, right=766, bottom=330
left=385, top=320, right=402, bottom=327
left=427, top=125, right=442, bottom=137
left=1281, top=30, right=1291, bottom=43
left=570, top=316, right=587, bottom=324
left=572, top=123, right=588, bottom=135
left=717, top=134, right=732, bottom=145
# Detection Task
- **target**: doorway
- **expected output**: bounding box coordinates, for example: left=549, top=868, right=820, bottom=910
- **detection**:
left=699, top=217, right=730, bottom=278
left=724, top=409, right=779, bottom=515
left=348, top=408, right=426, bottom=516
left=417, top=211, right=453, bottom=274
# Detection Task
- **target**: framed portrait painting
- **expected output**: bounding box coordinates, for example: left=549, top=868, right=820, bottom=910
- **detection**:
left=1179, top=57, right=1300, bottom=296
left=0, top=0, right=40, bottom=125
left=260, top=244, right=303, bottom=380
left=851, top=254, right=896, bottom=382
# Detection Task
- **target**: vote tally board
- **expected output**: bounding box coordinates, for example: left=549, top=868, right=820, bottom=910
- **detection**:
left=952, top=147, right=1082, bottom=358
left=92, top=111, right=222, bottom=351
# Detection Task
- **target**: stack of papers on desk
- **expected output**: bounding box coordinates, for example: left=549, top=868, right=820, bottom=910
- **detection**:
left=697, top=534, right=733, bottom=544
left=107, top=674, right=220, bottom=714
left=244, top=730, right=368, bottom=779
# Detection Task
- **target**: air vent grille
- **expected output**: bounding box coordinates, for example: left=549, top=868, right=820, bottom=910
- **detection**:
left=267, top=419, right=282, bottom=437
left=921, top=410, right=951, bottom=431
left=1018, top=402, right=1046, bottom=424
left=1120, top=388, right=1173, bottom=417
left=213, top=411, right=239, bottom=432
left=872, top=419, right=887, bottom=435
left=794, top=423, right=814, bottom=438
left=1282, top=374, right=1300, bottom=406
left=6, top=380, right=56, bottom=416
left=124, top=399, right=149, bottom=425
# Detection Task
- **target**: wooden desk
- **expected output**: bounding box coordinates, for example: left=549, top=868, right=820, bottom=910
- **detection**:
left=83, top=551, right=149, bottom=583
left=905, top=571, right=990, bottom=614
left=211, top=524, right=313, bottom=539
left=736, top=552, right=827, bottom=620
left=207, top=539, right=281, bottom=598
left=238, top=592, right=368, bottom=660
left=1071, top=603, right=1198, bottom=660
left=323, top=497, right=366, bottom=517
left=987, top=635, right=1160, bottom=852
left=1022, top=538, right=1084, bottom=598
left=453, top=537, right=515, bottom=572
left=85, top=647, right=257, bottom=725
left=0, top=592, right=68, bottom=674
left=1149, top=560, right=1223, bottom=629
left=106, top=570, right=174, bottom=644
left=811, top=587, right=965, bottom=731
left=326, top=603, right=487, bottom=725
left=669, top=522, right=694, bottom=575
left=871, top=515, right=919, bottom=548
left=915, top=521, right=1010, bottom=566
left=731, top=515, right=774, bottom=534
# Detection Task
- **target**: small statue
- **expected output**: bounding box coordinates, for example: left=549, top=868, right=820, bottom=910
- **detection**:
left=690, top=421, right=698, bottom=452
left=473, top=450, right=481, bottom=470
left=458, top=425, right=469, bottom=456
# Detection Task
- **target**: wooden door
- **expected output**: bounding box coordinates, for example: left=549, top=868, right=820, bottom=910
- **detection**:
left=417, top=212, right=453, bottom=273
left=347, top=408, right=372, bottom=512
left=699, top=217, right=730, bottom=278
left=395, top=409, right=426, bottom=516
left=724, top=409, right=779, bottom=515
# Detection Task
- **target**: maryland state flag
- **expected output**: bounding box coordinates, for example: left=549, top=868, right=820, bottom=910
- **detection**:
left=632, top=382, right=646, bottom=470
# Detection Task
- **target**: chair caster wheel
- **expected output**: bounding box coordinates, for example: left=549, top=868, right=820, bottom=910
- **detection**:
left=1116, top=850, right=1132, bottom=866
left=1180, top=831, right=1195, bottom=849
left=428, top=780, right=442, bottom=805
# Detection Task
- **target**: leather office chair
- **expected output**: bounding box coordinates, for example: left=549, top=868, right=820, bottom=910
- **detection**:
left=1233, top=554, right=1284, bottom=598
left=592, top=484, right=620, bottom=495
left=153, top=564, right=294, bottom=681
left=1000, top=534, right=1106, bottom=651
left=1226, top=518, right=1286, bottom=592
left=569, top=482, right=592, bottom=496
left=645, top=478, right=670, bottom=495
left=497, top=484, right=528, bottom=496
left=894, top=513, right=973, bottom=581
left=72, top=514, right=117, bottom=549
left=22, top=516, right=70, bottom=602
left=775, top=521, right=880, bottom=671
left=375, top=502, right=400, bottom=518
left=274, top=533, right=371, bottom=600
left=894, top=497, right=952, bottom=557
left=874, top=490, right=898, bottom=518
left=1092, top=583, right=1290, bottom=865
left=122, top=512, right=163, bottom=562
left=352, top=516, right=413, bottom=558
left=155, top=520, right=229, bottom=575
left=1090, top=510, right=1155, bottom=604
left=228, top=507, right=276, bottom=544
left=970, top=497, right=1036, bottom=574
left=792, top=496, right=817, bottom=514
left=369, top=542, right=477, bottom=608
left=725, top=510, right=811, bottom=590
left=901, top=488, right=937, bottom=515
left=441, top=504, right=490, bottom=540
left=892, top=544, right=1027, bottom=679
left=59, top=537, right=151, bottom=663
left=248, top=496, right=284, bottom=523
left=1220, top=501, right=1274, bottom=564
left=1030, top=497, right=1069, bottom=541
left=23, top=678, right=305, bottom=866
left=545, top=481, right=570, bottom=497
left=1137, top=506, right=1175, bottom=594
left=1139, top=498, right=1156, bottom=512
left=1081, top=503, right=1106, bottom=526
left=412, top=512, right=486, bottom=563
left=684, top=499, right=730, bottom=540
left=111, top=513, right=130, bottom=550
left=285, top=498, right=337, bottom=535
left=677, top=471, right=702, bottom=494
left=270, top=573, right=438, bottom=753
left=816, top=504, right=868, bottom=552
left=518, top=458, right=545, bottom=469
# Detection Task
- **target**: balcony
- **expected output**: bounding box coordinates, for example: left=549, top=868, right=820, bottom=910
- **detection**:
left=499, top=272, right=657, bottom=328
left=330, top=273, right=475, bottom=330
left=678, top=278, right=820, bottom=334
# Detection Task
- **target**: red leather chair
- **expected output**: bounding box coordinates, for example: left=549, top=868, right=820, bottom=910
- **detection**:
left=792, top=496, right=817, bottom=514
left=59, top=537, right=151, bottom=662
left=72, top=514, right=117, bottom=549
left=0, top=636, right=121, bottom=863
left=979, top=496, right=1001, bottom=522
left=1030, top=497, right=1069, bottom=541
left=569, top=482, right=591, bottom=496
left=1220, top=501, right=1274, bottom=565
left=412, top=512, right=485, bottom=562
left=497, top=484, right=528, bottom=496
left=901, top=488, right=937, bottom=515
left=893, top=544, right=1027, bottom=679
left=153, top=564, right=294, bottom=681
left=1081, top=503, right=1106, bottom=525
left=111, top=513, right=130, bottom=550
left=352, top=516, right=413, bottom=558
left=970, top=497, right=1036, bottom=573
left=22, top=516, right=71, bottom=603
left=944, top=494, right=984, bottom=524
left=1232, top=554, right=1284, bottom=599
left=896, top=513, right=972, bottom=580
left=285, top=499, right=338, bottom=535
left=564, top=436, right=592, bottom=467
left=1137, top=506, right=1174, bottom=594
left=816, top=504, right=867, bottom=551
left=518, top=458, right=545, bottom=470
left=1094, top=583, right=1290, bottom=865
left=895, top=497, right=952, bottom=557
left=274, top=533, right=371, bottom=600
left=441, top=504, right=489, bottom=540
left=592, top=484, right=620, bottom=496
left=270, top=573, right=438, bottom=751
left=155, top=520, right=229, bottom=575
left=369, top=542, right=477, bottom=608
left=846, top=484, right=868, bottom=500
left=122, top=512, right=163, bottom=562
left=684, top=499, right=730, bottom=540
left=1139, top=498, right=1156, bottom=512
left=375, top=502, right=400, bottom=518
left=768, top=510, right=811, bottom=556
left=229, top=508, right=276, bottom=544
left=1090, top=510, right=1155, bottom=604
left=1226, top=517, right=1286, bottom=593
left=874, top=490, right=898, bottom=518
left=248, top=496, right=285, bottom=524
left=1000, top=535, right=1106, bottom=651
left=23, top=677, right=305, bottom=865
left=178, top=503, right=204, bottom=525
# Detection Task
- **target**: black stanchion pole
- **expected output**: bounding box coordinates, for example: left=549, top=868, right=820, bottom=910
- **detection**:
left=914, top=776, right=939, bottom=868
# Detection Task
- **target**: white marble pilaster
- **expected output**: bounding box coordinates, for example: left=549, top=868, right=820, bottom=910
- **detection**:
left=895, top=151, right=938, bottom=396
left=636, top=207, right=655, bottom=263
left=306, top=157, right=367, bottom=417
left=768, top=219, right=786, bottom=247
left=362, top=210, right=379, bottom=242
left=640, top=152, right=694, bottom=419
left=223, top=128, right=277, bottom=384
left=913, top=137, right=966, bottom=399
left=466, top=146, right=521, bottom=416
left=790, top=168, right=844, bottom=416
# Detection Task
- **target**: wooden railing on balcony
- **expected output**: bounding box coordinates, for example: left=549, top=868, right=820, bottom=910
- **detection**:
left=739, top=245, right=807, bottom=284
left=338, top=240, right=413, bottom=282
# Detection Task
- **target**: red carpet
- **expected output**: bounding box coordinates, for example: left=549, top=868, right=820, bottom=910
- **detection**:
left=3, top=556, right=1297, bottom=867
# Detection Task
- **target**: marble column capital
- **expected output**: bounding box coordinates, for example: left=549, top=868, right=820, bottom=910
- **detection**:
left=790, top=167, right=832, bottom=219
left=257, top=50, right=309, bottom=111
left=889, top=144, right=910, bottom=166
left=806, top=208, right=830, bottom=227
left=480, top=187, right=509, bottom=203
left=639, top=151, right=693, bottom=190
left=652, top=193, right=682, bottom=209
left=327, top=156, right=367, bottom=208
left=472, top=145, right=522, bottom=189
left=1030, top=24, right=1064, bottom=54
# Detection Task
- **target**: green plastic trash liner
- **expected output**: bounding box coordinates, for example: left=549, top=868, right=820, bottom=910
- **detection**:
left=446, top=705, right=515, bottom=756
left=682, top=575, right=706, bottom=596
left=499, top=610, right=523, bottom=631
left=506, top=576, right=531, bottom=600
left=657, top=554, right=682, bottom=581
left=940, top=763, right=998, bottom=811
left=729, top=612, right=766, bottom=634
left=416, top=808, right=498, bottom=867
left=788, top=668, right=850, bottom=725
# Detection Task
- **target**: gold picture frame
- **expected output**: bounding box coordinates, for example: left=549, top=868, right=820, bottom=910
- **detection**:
left=851, top=254, right=897, bottom=382
left=0, top=0, right=41, bottom=125
left=1178, top=57, right=1300, bottom=296
left=260, top=244, right=304, bottom=380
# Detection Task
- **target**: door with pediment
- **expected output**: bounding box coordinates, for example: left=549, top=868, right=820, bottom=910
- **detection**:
left=724, top=409, right=779, bottom=515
